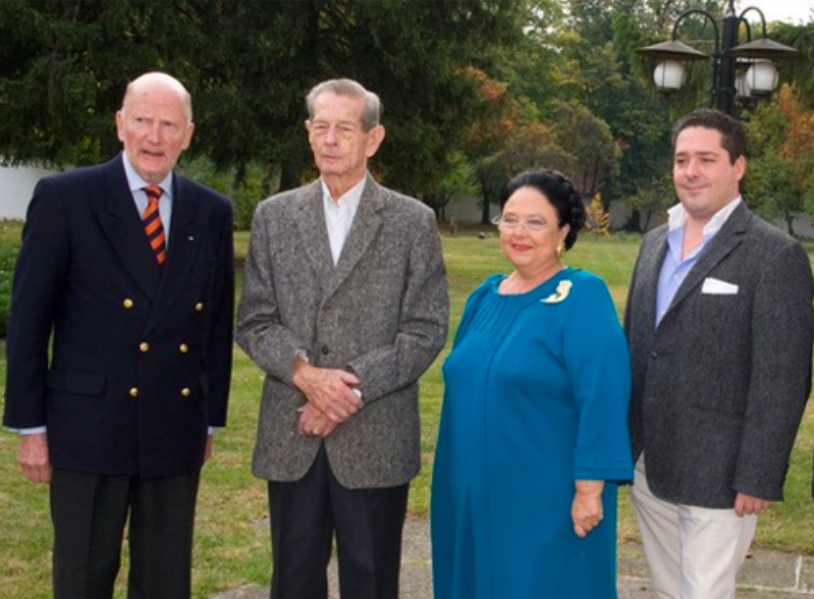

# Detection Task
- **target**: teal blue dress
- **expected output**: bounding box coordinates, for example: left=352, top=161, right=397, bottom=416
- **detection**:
left=431, top=268, right=633, bottom=599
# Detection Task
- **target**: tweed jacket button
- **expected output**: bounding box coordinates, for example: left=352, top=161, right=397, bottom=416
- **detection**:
left=139, top=342, right=150, bottom=352
left=129, top=387, right=139, bottom=398
left=321, top=345, right=330, bottom=355
left=123, top=298, right=134, bottom=309
left=650, top=350, right=659, bottom=359
left=181, top=387, right=192, bottom=397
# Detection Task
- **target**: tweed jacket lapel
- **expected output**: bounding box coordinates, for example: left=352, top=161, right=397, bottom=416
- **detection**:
left=635, top=227, right=669, bottom=336
left=95, top=156, right=162, bottom=300
left=292, top=180, right=334, bottom=294
left=661, top=202, right=749, bottom=327
left=143, top=176, right=205, bottom=336
left=325, top=176, right=384, bottom=301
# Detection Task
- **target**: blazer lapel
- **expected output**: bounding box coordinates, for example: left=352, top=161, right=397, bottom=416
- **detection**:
left=637, top=228, right=669, bottom=335
left=143, top=176, right=205, bottom=335
left=95, top=156, right=162, bottom=299
left=664, top=202, right=749, bottom=318
left=292, top=181, right=334, bottom=293
left=324, top=176, right=384, bottom=300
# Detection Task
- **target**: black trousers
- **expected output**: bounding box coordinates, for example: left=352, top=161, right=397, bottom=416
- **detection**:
left=50, top=468, right=201, bottom=599
left=268, top=444, right=409, bottom=599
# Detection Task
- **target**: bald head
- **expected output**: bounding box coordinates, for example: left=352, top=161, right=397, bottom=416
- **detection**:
left=122, top=72, right=193, bottom=123
left=116, top=72, right=195, bottom=184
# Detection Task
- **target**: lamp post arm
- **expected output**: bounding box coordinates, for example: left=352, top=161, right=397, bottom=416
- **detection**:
left=671, top=9, right=721, bottom=51
left=738, top=7, right=769, bottom=39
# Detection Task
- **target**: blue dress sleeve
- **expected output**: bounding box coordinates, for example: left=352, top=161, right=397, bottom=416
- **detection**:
left=562, top=272, right=633, bottom=481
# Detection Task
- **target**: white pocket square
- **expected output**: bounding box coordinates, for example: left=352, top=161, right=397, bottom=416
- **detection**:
left=702, top=277, right=739, bottom=295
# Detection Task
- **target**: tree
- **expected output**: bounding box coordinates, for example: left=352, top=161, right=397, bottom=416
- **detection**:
left=583, top=192, right=611, bottom=237
left=551, top=101, right=619, bottom=197
left=742, top=94, right=800, bottom=235
left=0, top=0, right=529, bottom=201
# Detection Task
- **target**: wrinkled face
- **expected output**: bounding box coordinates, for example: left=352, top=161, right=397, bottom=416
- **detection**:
left=116, top=82, right=194, bottom=184
left=673, top=126, right=744, bottom=222
left=498, top=186, right=569, bottom=273
left=306, top=91, right=384, bottom=184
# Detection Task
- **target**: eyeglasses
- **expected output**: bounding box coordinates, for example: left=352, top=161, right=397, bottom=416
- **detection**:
left=491, top=214, right=551, bottom=232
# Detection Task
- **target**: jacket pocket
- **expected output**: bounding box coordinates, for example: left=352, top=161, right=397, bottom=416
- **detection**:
left=45, top=369, right=106, bottom=396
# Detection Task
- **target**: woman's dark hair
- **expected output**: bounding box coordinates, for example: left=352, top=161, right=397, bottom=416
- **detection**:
left=499, top=169, right=586, bottom=251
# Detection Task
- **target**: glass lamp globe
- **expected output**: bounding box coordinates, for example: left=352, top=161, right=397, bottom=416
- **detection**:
left=653, top=60, right=686, bottom=92
left=745, top=62, right=779, bottom=97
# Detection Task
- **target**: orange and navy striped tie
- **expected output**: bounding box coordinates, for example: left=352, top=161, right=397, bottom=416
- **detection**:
left=142, top=185, right=167, bottom=265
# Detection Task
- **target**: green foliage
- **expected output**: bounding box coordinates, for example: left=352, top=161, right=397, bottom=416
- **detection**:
left=178, top=157, right=274, bottom=231
left=0, top=220, right=22, bottom=339
left=742, top=100, right=803, bottom=235
left=624, top=172, right=674, bottom=232
left=0, top=0, right=528, bottom=199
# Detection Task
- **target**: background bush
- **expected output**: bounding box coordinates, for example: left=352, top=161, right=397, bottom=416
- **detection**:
left=0, top=220, right=22, bottom=339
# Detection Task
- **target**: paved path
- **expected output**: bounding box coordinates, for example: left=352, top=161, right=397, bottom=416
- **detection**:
left=210, top=517, right=814, bottom=598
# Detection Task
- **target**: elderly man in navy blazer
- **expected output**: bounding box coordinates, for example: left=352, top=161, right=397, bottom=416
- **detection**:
left=3, top=72, right=234, bottom=599
left=237, top=78, right=448, bottom=599
left=625, top=108, right=813, bottom=599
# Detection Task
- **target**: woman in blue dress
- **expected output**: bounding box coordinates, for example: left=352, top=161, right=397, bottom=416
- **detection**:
left=431, top=169, right=633, bottom=599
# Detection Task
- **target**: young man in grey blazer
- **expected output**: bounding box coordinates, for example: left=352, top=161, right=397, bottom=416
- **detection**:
left=236, top=78, right=449, bottom=599
left=625, top=108, right=813, bottom=598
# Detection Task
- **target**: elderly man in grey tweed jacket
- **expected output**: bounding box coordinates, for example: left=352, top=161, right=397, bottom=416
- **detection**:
left=236, top=78, right=448, bottom=599
left=625, top=108, right=813, bottom=599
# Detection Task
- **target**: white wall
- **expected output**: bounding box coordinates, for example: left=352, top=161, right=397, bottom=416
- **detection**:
left=1, top=163, right=60, bottom=220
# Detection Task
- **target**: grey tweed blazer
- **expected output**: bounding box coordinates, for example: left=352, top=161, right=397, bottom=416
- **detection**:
left=625, top=202, right=813, bottom=508
left=236, top=176, right=449, bottom=489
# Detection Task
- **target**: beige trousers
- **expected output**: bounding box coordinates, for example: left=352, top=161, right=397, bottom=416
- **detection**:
left=631, top=456, right=757, bottom=599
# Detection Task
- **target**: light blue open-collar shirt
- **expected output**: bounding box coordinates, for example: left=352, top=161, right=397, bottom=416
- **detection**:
left=655, top=197, right=742, bottom=326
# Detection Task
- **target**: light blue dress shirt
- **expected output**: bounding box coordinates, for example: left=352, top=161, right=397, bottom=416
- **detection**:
left=655, top=198, right=742, bottom=326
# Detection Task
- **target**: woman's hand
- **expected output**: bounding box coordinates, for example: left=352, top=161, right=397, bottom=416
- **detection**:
left=572, top=480, right=605, bottom=538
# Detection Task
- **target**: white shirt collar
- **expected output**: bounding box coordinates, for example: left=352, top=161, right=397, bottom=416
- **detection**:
left=667, top=196, right=742, bottom=236
left=319, top=176, right=366, bottom=206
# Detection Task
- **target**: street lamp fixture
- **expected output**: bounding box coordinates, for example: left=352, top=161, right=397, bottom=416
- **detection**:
left=638, top=0, right=798, bottom=115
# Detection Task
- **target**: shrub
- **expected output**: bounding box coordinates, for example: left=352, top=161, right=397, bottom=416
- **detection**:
left=0, top=220, right=23, bottom=339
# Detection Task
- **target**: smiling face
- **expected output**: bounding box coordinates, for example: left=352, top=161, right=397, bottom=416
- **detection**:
left=116, top=74, right=194, bottom=184
left=305, top=91, right=384, bottom=197
left=673, top=126, right=745, bottom=223
left=499, top=185, right=569, bottom=277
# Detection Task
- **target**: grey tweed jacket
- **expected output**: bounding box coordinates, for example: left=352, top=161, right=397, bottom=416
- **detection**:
left=625, top=202, right=813, bottom=508
left=236, top=176, right=449, bottom=489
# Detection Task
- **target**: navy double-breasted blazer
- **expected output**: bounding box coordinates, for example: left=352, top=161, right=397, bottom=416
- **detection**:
left=3, top=155, right=234, bottom=479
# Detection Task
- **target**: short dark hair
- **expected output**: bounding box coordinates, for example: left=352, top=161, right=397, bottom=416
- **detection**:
left=672, top=108, right=747, bottom=165
left=499, top=169, right=586, bottom=251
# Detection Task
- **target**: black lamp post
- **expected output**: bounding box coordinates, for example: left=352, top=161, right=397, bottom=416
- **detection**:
left=638, top=0, right=798, bottom=115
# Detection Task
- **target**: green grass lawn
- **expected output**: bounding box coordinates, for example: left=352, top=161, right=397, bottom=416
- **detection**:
left=2, top=226, right=814, bottom=597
